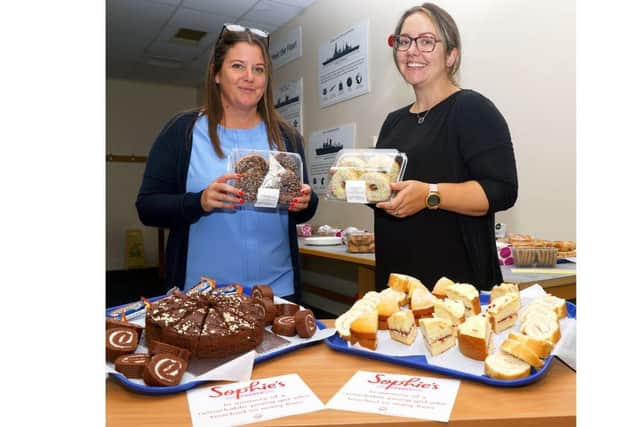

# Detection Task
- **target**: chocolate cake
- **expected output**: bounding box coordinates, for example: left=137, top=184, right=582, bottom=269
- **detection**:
left=145, top=291, right=265, bottom=359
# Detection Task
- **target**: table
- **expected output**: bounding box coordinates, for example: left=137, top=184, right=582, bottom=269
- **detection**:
left=298, top=239, right=576, bottom=299
left=106, top=320, right=576, bottom=426
left=298, top=239, right=375, bottom=300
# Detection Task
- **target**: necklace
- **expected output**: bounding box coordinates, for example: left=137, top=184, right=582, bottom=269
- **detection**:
left=416, top=109, right=430, bottom=125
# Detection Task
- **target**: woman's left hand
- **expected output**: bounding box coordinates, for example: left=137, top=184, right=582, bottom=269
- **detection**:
left=376, top=180, right=428, bottom=218
left=288, top=184, right=313, bottom=212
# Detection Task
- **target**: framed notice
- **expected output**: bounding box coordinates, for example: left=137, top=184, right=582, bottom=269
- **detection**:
left=308, top=123, right=356, bottom=194
left=318, top=20, right=370, bottom=108
left=274, top=78, right=302, bottom=133
left=270, top=26, right=302, bottom=70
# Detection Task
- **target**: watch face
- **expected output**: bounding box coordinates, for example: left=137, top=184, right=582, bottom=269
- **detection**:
left=427, top=194, right=440, bottom=207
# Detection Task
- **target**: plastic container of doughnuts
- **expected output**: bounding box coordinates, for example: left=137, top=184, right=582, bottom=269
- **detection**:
left=325, top=149, right=407, bottom=203
left=228, top=148, right=303, bottom=208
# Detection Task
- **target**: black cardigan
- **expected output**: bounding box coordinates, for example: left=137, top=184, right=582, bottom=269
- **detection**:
left=136, top=111, right=318, bottom=302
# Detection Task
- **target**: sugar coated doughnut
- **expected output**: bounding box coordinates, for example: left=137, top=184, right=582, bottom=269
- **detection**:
left=337, top=156, right=366, bottom=168
left=366, top=155, right=400, bottom=177
left=362, top=172, right=391, bottom=202
left=328, top=168, right=361, bottom=200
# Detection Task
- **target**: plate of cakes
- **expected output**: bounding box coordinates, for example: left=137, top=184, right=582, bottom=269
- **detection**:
left=105, top=281, right=334, bottom=394
left=326, top=274, right=576, bottom=387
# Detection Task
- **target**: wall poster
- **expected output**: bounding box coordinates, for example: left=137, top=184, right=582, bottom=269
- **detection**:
left=318, top=20, right=370, bottom=108
left=308, top=123, right=356, bottom=194
left=269, top=26, right=302, bottom=70
left=275, top=78, right=302, bottom=133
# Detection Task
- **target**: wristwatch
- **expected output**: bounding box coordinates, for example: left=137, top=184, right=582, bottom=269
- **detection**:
left=425, top=183, right=441, bottom=210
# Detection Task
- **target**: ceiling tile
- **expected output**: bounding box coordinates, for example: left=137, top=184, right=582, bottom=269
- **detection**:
left=242, top=0, right=302, bottom=27
left=146, top=40, right=203, bottom=62
left=168, top=6, right=233, bottom=32
left=181, top=0, right=259, bottom=18
left=270, top=0, right=317, bottom=7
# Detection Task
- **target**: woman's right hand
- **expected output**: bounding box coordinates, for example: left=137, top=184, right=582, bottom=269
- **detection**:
left=200, top=173, right=245, bottom=212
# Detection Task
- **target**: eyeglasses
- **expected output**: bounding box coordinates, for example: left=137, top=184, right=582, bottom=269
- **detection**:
left=219, top=23, right=270, bottom=47
left=388, top=34, right=441, bottom=53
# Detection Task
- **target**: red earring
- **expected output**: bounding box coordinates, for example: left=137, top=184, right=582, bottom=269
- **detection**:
left=387, top=35, right=395, bottom=47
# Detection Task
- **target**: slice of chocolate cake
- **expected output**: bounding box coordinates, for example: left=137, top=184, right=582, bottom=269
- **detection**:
left=162, top=307, right=207, bottom=354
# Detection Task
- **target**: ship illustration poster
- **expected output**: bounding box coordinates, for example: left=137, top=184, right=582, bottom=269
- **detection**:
left=318, top=20, right=370, bottom=108
left=308, top=123, right=356, bottom=195
left=274, top=78, right=302, bottom=133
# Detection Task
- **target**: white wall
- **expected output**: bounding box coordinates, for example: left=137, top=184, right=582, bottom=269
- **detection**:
left=106, top=79, right=198, bottom=270
left=273, top=0, right=576, bottom=240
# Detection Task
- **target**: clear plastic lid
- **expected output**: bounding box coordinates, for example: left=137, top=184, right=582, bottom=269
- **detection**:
left=325, top=149, right=408, bottom=203
left=228, top=148, right=303, bottom=208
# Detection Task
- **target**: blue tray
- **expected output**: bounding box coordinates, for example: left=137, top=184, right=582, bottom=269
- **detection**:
left=325, top=294, right=576, bottom=387
left=106, top=291, right=327, bottom=395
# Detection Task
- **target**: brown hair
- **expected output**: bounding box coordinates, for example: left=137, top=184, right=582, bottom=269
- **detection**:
left=392, top=2, right=461, bottom=84
left=202, top=29, right=298, bottom=158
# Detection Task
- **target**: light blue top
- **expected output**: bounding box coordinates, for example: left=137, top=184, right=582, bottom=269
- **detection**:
left=184, top=116, right=293, bottom=295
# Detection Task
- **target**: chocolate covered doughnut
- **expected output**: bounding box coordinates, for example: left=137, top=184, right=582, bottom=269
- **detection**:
left=106, top=327, right=139, bottom=362
left=278, top=169, right=302, bottom=204
left=235, top=153, right=268, bottom=175
left=272, top=315, right=297, bottom=336
left=143, top=353, right=188, bottom=387
left=237, top=170, right=266, bottom=202
left=294, top=309, right=317, bottom=338
left=115, top=353, right=150, bottom=378
left=274, top=152, right=299, bottom=174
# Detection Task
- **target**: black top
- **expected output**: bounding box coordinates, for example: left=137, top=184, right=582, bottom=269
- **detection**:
left=136, top=111, right=318, bottom=302
left=374, top=89, right=518, bottom=291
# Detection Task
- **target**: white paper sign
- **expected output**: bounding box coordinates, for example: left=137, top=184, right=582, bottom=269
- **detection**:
left=187, top=374, right=324, bottom=427
left=318, top=20, right=370, bottom=108
left=308, top=123, right=356, bottom=194
left=275, top=78, right=303, bottom=132
left=326, top=370, right=460, bottom=422
left=255, top=187, right=280, bottom=208
left=270, top=26, right=302, bottom=70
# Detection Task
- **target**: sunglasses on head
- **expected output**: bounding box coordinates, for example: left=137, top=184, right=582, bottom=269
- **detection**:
left=218, top=23, right=270, bottom=46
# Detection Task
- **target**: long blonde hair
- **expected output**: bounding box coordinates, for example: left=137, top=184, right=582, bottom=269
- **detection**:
left=202, top=29, right=298, bottom=158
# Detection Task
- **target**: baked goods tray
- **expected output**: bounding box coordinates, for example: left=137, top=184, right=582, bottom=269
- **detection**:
left=325, top=294, right=576, bottom=387
left=106, top=292, right=329, bottom=395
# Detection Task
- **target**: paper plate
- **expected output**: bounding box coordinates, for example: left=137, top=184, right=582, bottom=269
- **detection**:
left=303, top=236, right=343, bottom=246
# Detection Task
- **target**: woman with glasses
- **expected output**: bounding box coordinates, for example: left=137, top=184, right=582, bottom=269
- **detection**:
left=136, top=24, right=318, bottom=302
left=373, top=3, right=518, bottom=291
